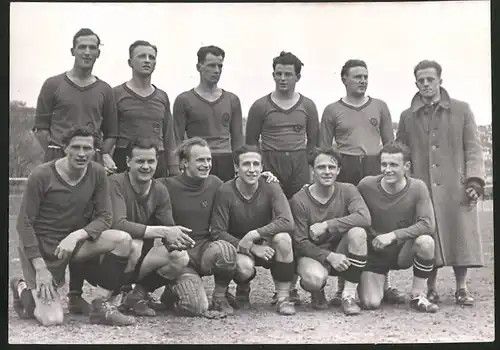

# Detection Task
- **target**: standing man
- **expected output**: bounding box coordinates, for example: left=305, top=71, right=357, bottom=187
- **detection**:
left=32, top=28, right=119, bottom=314
left=113, top=40, right=179, bottom=178
left=396, top=60, right=485, bottom=306
left=173, top=46, right=244, bottom=182
left=11, top=126, right=135, bottom=326
left=246, top=51, right=320, bottom=303
left=319, top=59, right=397, bottom=305
left=210, top=145, right=296, bottom=315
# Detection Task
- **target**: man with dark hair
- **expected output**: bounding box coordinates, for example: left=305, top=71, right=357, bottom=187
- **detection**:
left=210, top=144, right=296, bottom=315
left=290, top=147, right=370, bottom=316
left=246, top=51, right=319, bottom=304
left=10, top=126, right=136, bottom=326
left=113, top=40, right=179, bottom=178
left=32, top=28, right=119, bottom=313
left=357, top=141, right=439, bottom=313
left=397, top=60, right=485, bottom=306
left=106, top=138, right=195, bottom=317
left=173, top=46, right=244, bottom=182
left=319, top=59, right=397, bottom=305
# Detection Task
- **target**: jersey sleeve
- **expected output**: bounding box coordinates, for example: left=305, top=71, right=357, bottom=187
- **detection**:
left=290, top=197, right=331, bottom=265
left=16, top=168, right=45, bottom=260
left=34, top=77, right=56, bottom=130
left=325, top=184, right=371, bottom=234
left=173, top=94, right=188, bottom=144
left=109, top=177, right=147, bottom=238
left=304, top=98, right=320, bottom=153
left=245, top=99, right=265, bottom=145
left=230, top=93, right=244, bottom=151
left=319, top=105, right=336, bottom=149
left=101, top=83, right=119, bottom=140
left=379, top=101, right=394, bottom=145
left=83, top=166, right=113, bottom=239
left=393, top=180, right=436, bottom=242
left=209, top=187, right=240, bottom=247
left=153, top=182, right=176, bottom=226
left=256, top=183, right=294, bottom=239
left=161, top=92, right=180, bottom=176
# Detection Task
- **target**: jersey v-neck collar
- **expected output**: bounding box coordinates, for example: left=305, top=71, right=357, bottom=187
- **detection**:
left=123, top=82, right=158, bottom=101
left=126, top=171, right=154, bottom=202
left=51, top=160, right=90, bottom=189
left=377, top=175, right=411, bottom=198
left=64, top=73, right=101, bottom=91
left=339, top=96, right=372, bottom=111
left=191, top=88, right=225, bottom=106
left=268, top=93, right=303, bottom=114
left=232, top=177, right=263, bottom=204
left=305, top=184, right=338, bottom=207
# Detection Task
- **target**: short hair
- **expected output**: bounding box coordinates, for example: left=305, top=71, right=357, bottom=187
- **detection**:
left=379, top=141, right=411, bottom=163
left=61, top=125, right=98, bottom=148
left=272, top=51, right=304, bottom=75
left=233, top=144, right=263, bottom=166
left=413, top=60, right=442, bottom=78
left=197, top=45, right=225, bottom=64
left=73, top=28, right=101, bottom=48
left=125, top=138, right=160, bottom=159
left=308, top=147, right=343, bottom=168
left=176, top=137, right=210, bottom=163
left=340, top=59, right=368, bottom=79
left=129, top=40, right=158, bottom=58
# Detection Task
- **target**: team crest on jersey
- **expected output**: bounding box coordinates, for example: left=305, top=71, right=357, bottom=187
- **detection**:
left=293, top=124, right=303, bottom=133
left=222, top=113, right=230, bottom=125
left=201, top=200, right=209, bottom=208
left=370, top=118, right=378, bottom=127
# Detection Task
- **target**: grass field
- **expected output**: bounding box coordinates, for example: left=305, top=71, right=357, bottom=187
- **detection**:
left=8, top=196, right=495, bottom=344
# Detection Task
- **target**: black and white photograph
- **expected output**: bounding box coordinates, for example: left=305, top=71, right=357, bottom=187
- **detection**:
left=8, top=1, right=493, bottom=344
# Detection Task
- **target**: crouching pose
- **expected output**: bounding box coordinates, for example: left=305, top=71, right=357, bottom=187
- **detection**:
left=107, top=139, right=194, bottom=316
left=290, top=147, right=371, bottom=316
left=11, top=127, right=135, bottom=326
left=210, top=145, right=296, bottom=315
left=357, top=141, right=438, bottom=313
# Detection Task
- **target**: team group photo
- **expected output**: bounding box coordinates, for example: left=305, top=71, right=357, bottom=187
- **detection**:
left=8, top=1, right=494, bottom=344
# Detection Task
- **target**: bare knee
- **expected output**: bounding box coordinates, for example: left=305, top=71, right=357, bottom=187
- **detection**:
left=298, top=259, right=328, bottom=292
left=414, top=235, right=435, bottom=257
left=235, top=254, right=255, bottom=282
left=33, top=292, right=64, bottom=326
left=360, top=296, right=382, bottom=310
left=168, top=250, right=190, bottom=271
left=271, top=232, right=293, bottom=251
left=105, top=229, right=132, bottom=255
left=347, top=227, right=367, bottom=246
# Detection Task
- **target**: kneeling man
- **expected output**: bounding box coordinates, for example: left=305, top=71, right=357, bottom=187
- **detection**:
left=11, top=126, right=135, bottom=326
left=210, top=145, right=296, bottom=315
left=357, top=141, right=438, bottom=313
left=107, top=139, right=195, bottom=316
left=290, top=147, right=371, bottom=316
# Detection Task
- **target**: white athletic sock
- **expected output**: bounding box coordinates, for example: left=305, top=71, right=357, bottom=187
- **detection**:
left=341, top=281, right=357, bottom=299
left=17, top=280, right=28, bottom=296
left=275, top=281, right=291, bottom=301
left=411, top=276, right=427, bottom=297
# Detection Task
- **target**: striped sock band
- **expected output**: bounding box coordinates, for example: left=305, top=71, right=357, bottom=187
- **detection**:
left=343, top=252, right=367, bottom=284
left=413, top=256, right=434, bottom=279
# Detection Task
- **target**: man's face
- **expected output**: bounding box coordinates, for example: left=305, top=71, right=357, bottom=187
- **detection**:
left=129, top=45, right=157, bottom=77
left=64, top=136, right=95, bottom=170
left=126, top=147, right=157, bottom=183
left=273, top=64, right=299, bottom=93
left=415, top=67, right=442, bottom=100
left=71, top=35, right=100, bottom=70
left=313, top=153, right=340, bottom=188
left=197, top=53, right=223, bottom=85
left=235, top=152, right=262, bottom=186
left=184, top=145, right=212, bottom=179
left=342, top=66, right=368, bottom=97
left=380, top=152, right=410, bottom=185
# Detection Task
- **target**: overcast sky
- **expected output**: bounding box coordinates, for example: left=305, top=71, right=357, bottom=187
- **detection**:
left=10, top=1, right=491, bottom=125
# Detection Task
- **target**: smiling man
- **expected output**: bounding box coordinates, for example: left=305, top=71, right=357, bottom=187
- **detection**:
left=113, top=40, right=179, bottom=179
left=173, top=46, right=244, bottom=182
left=210, top=144, right=296, bottom=315
left=290, top=147, right=370, bottom=316
left=357, top=141, right=438, bottom=313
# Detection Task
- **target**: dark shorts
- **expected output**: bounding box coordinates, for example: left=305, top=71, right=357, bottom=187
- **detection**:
left=44, top=146, right=103, bottom=165
left=210, top=153, right=235, bottom=182
left=262, top=150, right=310, bottom=199
left=113, top=147, right=167, bottom=178
left=185, top=239, right=212, bottom=276
left=364, top=235, right=414, bottom=275
left=336, top=154, right=380, bottom=186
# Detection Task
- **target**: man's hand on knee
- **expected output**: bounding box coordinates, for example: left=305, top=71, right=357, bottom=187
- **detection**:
left=327, top=252, right=350, bottom=272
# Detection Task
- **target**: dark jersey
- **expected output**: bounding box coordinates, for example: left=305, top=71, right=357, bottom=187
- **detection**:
left=108, top=172, right=175, bottom=239
left=16, top=161, right=112, bottom=260
left=245, top=94, right=319, bottom=153
left=173, top=89, right=244, bottom=154
left=210, top=177, right=294, bottom=247
left=34, top=73, right=118, bottom=147
left=289, top=183, right=371, bottom=264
